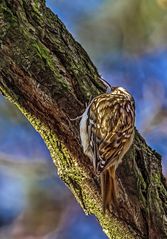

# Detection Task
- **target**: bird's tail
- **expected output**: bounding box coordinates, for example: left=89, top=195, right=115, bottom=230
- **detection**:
left=100, top=166, right=116, bottom=213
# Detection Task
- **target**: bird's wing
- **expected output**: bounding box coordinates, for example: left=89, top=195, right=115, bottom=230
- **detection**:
left=88, top=93, right=134, bottom=175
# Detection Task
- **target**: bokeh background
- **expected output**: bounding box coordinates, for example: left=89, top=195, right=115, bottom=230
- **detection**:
left=0, top=0, right=167, bottom=238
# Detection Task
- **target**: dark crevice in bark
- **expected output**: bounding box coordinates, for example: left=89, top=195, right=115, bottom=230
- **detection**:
left=0, top=1, right=167, bottom=238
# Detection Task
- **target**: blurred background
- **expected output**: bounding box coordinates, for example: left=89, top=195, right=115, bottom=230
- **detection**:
left=0, top=0, right=167, bottom=238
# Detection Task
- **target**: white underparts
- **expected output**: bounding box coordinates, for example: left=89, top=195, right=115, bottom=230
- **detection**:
left=80, top=104, right=93, bottom=160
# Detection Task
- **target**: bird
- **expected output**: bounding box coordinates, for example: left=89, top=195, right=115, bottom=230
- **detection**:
left=79, top=85, right=135, bottom=213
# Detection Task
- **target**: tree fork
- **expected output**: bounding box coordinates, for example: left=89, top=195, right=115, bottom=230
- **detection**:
left=0, top=1, right=167, bottom=238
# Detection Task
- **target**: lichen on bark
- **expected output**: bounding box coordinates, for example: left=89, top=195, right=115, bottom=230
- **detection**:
left=0, top=1, right=167, bottom=239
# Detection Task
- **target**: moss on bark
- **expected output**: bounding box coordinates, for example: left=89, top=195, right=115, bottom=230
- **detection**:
left=0, top=1, right=167, bottom=238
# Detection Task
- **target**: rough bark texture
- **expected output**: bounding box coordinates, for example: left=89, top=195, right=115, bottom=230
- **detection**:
left=0, top=1, right=167, bottom=238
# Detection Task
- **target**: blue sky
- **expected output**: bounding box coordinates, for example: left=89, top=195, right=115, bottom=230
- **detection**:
left=0, top=1, right=166, bottom=238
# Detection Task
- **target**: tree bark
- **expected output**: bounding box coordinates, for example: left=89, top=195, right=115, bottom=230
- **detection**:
left=0, top=1, right=167, bottom=238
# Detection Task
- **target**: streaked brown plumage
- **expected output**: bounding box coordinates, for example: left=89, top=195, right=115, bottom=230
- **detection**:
left=80, top=86, right=135, bottom=213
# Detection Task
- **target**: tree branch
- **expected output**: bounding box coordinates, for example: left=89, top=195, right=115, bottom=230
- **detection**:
left=0, top=1, right=167, bottom=238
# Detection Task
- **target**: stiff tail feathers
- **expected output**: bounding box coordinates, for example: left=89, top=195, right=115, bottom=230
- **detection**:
left=100, top=166, right=117, bottom=213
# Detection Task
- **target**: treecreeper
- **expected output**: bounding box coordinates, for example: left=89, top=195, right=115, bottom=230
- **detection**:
left=80, top=81, right=135, bottom=213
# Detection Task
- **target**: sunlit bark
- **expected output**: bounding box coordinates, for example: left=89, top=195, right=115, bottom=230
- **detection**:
left=0, top=1, right=167, bottom=238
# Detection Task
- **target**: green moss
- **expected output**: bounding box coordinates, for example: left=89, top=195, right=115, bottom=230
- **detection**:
left=33, top=41, right=69, bottom=91
left=0, top=5, right=18, bottom=40
left=153, top=172, right=161, bottom=185
left=32, top=0, right=41, bottom=15
left=0, top=85, right=135, bottom=239
left=34, top=42, right=52, bottom=63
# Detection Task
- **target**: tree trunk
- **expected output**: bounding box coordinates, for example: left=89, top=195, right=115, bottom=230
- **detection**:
left=0, top=1, right=167, bottom=238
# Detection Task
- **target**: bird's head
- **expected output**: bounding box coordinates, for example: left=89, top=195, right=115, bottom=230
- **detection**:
left=111, top=86, right=131, bottom=96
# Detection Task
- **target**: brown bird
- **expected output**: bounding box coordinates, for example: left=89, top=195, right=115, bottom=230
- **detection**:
left=80, top=86, right=135, bottom=213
